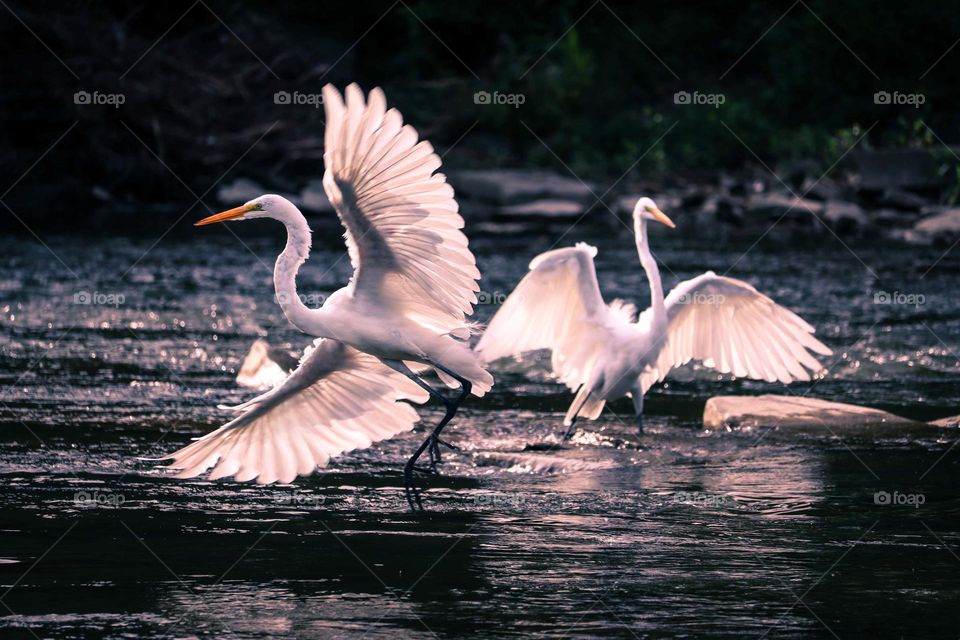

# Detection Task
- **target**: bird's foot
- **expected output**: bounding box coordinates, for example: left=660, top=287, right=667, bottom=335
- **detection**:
left=426, top=434, right=459, bottom=470
left=636, top=416, right=644, bottom=436
left=410, top=464, right=438, bottom=476
left=403, top=464, right=425, bottom=511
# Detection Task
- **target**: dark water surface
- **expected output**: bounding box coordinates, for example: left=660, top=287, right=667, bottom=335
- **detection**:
left=1, top=220, right=959, bottom=639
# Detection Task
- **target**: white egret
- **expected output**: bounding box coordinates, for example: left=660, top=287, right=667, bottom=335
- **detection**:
left=476, top=197, right=831, bottom=435
left=161, top=84, right=493, bottom=507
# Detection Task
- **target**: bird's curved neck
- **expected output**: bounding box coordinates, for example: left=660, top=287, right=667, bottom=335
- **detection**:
left=635, top=216, right=666, bottom=323
left=273, top=209, right=331, bottom=336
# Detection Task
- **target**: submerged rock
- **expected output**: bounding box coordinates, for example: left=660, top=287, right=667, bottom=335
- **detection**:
left=236, top=339, right=297, bottom=389
left=703, top=394, right=923, bottom=433
left=475, top=452, right=616, bottom=474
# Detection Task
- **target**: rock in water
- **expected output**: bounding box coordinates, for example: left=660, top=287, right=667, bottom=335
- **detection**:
left=912, top=208, right=960, bottom=246
left=236, top=339, right=296, bottom=389
left=703, top=394, right=924, bottom=433
left=930, top=414, right=960, bottom=428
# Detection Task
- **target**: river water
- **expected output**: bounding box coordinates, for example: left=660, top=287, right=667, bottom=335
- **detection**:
left=1, top=218, right=958, bottom=638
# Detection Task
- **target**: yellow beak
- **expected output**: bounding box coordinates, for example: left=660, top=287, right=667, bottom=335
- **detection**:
left=649, top=206, right=676, bottom=229
left=195, top=204, right=255, bottom=226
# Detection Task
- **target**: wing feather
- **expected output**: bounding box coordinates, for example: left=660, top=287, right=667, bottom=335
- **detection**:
left=321, top=84, right=479, bottom=335
left=476, top=243, right=613, bottom=392
left=639, top=272, right=831, bottom=392
left=162, top=338, right=429, bottom=484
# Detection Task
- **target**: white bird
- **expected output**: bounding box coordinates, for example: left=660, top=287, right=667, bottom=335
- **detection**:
left=161, top=84, right=493, bottom=507
left=476, top=197, right=831, bottom=435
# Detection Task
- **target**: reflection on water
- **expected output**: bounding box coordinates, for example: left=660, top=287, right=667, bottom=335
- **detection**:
left=1, top=226, right=959, bottom=638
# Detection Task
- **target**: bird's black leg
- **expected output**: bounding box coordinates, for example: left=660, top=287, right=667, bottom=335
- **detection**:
left=386, top=361, right=472, bottom=511
left=562, top=415, right=579, bottom=441
left=632, top=386, right=645, bottom=436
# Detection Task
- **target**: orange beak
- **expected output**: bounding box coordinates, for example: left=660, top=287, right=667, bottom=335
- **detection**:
left=649, top=206, right=676, bottom=229
left=195, top=204, right=255, bottom=226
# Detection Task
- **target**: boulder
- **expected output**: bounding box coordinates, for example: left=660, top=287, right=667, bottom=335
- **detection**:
left=931, top=414, right=960, bottom=428
left=235, top=339, right=297, bottom=389
left=500, top=199, right=585, bottom=219
left=450, top=169, right=597, bottom=205
left=850, top=149, right=938, bottom=191
left=216, top=178, right=266, bottom=205
left=877, top=188, right=928, bottom=211
left=299, top=179, right=335, bottom=213
left=822, top=200, right=869, bottom=234
left=800, top=176, right=845, bottom=202
left=698, top=194, right=745, bottom=226
left=746, top=193, right=823, bottom=221
left=913, top=208, right=960, bottom=244
left=703, top=395, right=924, bottom=433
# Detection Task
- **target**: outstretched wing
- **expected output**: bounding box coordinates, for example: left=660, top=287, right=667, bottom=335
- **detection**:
left=638, top=272, right=832, bottom=392
left=321, top=83, right=480, bottom=337
left=161, top=338, right=429, bottom=484
left=476, top=243, right=610, bottom=393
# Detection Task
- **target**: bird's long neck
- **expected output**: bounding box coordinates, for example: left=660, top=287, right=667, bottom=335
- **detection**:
left=635, top=216, right=666, bottom=324
left=273, top=209, right=332, bottom=336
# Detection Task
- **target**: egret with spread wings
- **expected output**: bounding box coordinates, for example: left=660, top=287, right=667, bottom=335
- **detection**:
left=161, top=84, right=492, bottom=507
left=476, top=197, right=831, bottom=435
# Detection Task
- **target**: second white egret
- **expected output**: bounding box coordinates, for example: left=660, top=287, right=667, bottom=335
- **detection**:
left=476, top=197, right=831, bottom=436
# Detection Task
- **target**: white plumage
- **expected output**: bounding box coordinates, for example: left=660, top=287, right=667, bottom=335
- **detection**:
left=476, top=197, right=831, bottom=430
left=162, top=84, right=491, bottom=493
left=163, top=339, right=428, bottom=484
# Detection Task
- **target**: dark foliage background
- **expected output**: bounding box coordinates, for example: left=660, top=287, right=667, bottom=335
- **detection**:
left=1, top=0, right=957, bottom=231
